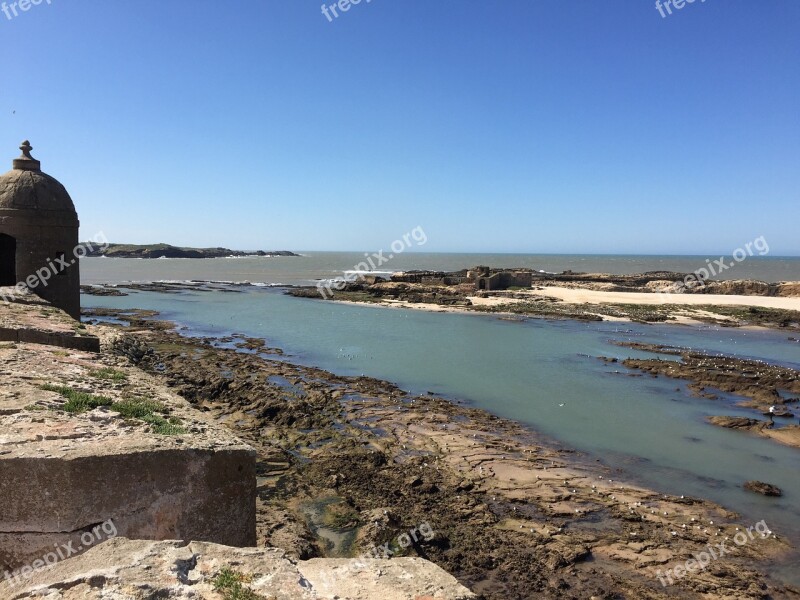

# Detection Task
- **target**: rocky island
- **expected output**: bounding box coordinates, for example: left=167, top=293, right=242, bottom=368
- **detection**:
left=84, top=243, right=300, bottom=259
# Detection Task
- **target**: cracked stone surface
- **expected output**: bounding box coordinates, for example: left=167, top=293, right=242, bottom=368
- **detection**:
left=0, top=537, right=477, bottom=599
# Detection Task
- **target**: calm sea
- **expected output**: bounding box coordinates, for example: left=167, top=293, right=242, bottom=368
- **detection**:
left=81, top=252, right=800, bottom=286
left=81, top=255, right=800, bottom=583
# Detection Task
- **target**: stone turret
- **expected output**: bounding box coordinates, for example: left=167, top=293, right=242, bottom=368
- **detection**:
left=0, top=141, right=81, bottom=319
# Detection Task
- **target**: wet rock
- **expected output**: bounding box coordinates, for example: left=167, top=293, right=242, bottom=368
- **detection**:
left=708, top=416, right=762, bottom=430
left=80, top=285, right=128, bottom=297
left=744, top=481, right=783, bottom=497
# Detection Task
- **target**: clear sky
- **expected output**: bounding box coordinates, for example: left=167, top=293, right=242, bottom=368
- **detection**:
left=1, top=0, right=798, bottom=254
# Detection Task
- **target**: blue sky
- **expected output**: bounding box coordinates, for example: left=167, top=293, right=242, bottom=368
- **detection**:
left=1, top=0, right=798, bottom=254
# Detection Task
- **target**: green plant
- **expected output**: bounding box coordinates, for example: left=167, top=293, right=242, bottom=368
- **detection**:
left=40, top=384, right=113, bottom=414
left=111, top=397, right=164, bottom=419
left=212, top=568, right=267, bottom=600
left=41, top=386, right=186, bottom=434
left=143, top=414, right=187, bottom=435
left=110, top=397, right=187, bottom=435
left=90, top=367, right=128, bottom=382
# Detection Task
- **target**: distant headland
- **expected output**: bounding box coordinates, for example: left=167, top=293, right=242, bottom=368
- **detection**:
left=84, top=243, right=300, bottom=259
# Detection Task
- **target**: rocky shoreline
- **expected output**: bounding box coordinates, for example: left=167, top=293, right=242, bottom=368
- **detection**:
left=83, top=305, right=800, bottom=599
left=605, top=342, right=800, bottom=450
left=81, top=278, right=800, bottom=329
left=286, top=268, right=800, bottom=330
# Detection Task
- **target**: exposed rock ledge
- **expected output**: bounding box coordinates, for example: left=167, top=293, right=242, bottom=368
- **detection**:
left=706, top=416, right=800, bottom=449
left=1, top=537, right=476, bottom=600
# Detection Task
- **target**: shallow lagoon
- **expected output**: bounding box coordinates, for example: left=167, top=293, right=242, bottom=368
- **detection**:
left=83, top=286, right=800, bottom=581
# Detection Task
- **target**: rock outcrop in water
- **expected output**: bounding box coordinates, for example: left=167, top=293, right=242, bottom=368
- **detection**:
left=84, top=243, right=299, bottom=258
left=743, top=481, right=783, bottom=497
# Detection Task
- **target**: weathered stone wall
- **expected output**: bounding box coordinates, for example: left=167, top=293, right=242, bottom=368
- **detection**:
left=0, top=210, right=81, bottom=320
left=0, top=289, right=99, bottom=351
left=0, top=447, right=256, bottom=572
left=390, top=270, right=468, bottom=285
left=0, top=326, right=99, bottom=352
left=0, top=299, right=256, bottom=573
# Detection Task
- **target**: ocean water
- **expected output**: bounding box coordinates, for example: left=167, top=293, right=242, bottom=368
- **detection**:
left=81, top=252, right=800, bottom=286
left=81, top=274, right=800, bottom=582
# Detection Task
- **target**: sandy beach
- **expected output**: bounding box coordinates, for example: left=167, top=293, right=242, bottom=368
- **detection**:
left=527, top=286, right=800, bottom=310
left=321, top=286, right=800, bottom=330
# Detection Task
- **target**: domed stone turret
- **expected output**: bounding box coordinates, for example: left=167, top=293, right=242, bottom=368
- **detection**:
left=0, top=141, right=81, bottom=319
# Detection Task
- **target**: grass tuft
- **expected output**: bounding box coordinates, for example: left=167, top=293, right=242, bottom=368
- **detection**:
left=110, top=397, right=186, bottom=435
left=111, top=397, right=164, bottom=419
left=40, top=384, right=113, bottom=414
left=212, top=568, right=268, bottom=600
left=143, top=414, right=187, bottom=435
left=41, top=387, right=186, bottom=435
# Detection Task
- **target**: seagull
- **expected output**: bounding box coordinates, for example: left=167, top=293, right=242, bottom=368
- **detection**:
left=558, top=403, right=565, bottom=407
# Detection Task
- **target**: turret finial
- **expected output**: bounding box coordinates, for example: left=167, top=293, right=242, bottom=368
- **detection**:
left=13, top=139, right=41, bottom=171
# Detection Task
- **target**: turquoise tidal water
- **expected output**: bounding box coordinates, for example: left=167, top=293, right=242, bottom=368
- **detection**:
left=81, top=254, right=800, bottom=583
left=82, top=284, right=800, bottom=580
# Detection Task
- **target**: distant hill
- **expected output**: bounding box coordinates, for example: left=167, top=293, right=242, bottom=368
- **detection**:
left=83, top=243, right=300, bottom=259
